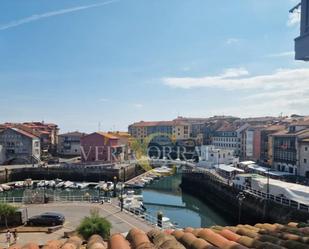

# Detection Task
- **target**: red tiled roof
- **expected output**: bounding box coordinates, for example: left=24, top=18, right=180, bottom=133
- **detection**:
left=10, top=128, right=38, bottom=139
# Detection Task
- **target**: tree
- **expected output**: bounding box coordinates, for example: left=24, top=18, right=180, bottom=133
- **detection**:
left=0, top=203, right=18, bottom=228
left=77, top=207, right=111, bottom=240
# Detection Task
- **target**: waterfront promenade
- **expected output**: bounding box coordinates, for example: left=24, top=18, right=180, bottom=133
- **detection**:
left=0, top=202, right=153, bottom=247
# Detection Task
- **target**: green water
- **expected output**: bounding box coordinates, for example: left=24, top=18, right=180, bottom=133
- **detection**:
left=142, top=174, right=232, bottom=228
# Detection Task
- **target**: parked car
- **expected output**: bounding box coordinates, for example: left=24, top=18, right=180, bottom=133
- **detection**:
left=27, top=212, right=65, bottom=226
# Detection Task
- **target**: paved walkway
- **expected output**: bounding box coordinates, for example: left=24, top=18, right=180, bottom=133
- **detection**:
left=0, top=202, right=153, bottom=247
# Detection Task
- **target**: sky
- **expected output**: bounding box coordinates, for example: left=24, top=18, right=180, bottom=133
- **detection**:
left=0, top=0, right=308, bottom=133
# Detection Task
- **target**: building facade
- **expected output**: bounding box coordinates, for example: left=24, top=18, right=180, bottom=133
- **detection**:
left=197, top=145, right=238, bottom=167
left=128, top=120, right=191, bottom=141
left=0, top=128, right=41, bottom=164
left=299, top=138, right=309, bottom=178
left=271, top=121, right=309, bottom=175
left=259, top=125, right=286, bottom=166
left=212, top=123, right=249, bottom=157
left=80, top=132, right=126, bottom=163
left=57, top=131, right=86, bottom=157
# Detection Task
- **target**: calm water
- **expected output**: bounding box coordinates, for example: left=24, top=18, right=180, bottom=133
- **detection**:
left=142, top=174, right=231, bottom=228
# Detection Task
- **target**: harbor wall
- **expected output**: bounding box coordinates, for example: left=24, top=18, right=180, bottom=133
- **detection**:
left=181, top=171, right=309, bottom=225
left=0, top=163, right=144, bottom=183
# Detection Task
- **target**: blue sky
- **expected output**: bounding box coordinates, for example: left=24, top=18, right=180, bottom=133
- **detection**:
left=0, top=0, right=308, bottom=133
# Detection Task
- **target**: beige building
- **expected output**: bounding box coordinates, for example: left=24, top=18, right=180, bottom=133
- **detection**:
left=128, top=120, right=191, bottom=141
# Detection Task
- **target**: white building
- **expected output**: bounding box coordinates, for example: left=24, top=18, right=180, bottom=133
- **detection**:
left=57, top=131, right=86, bottom=157
left=212, top=123, right=249, bottom=157
left=197, top=145, right=238, bottom=168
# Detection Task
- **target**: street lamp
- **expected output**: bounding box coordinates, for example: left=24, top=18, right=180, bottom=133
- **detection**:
left=237, top=192, right=245, bottom=224
left=113, top=176, right=117, bottom=198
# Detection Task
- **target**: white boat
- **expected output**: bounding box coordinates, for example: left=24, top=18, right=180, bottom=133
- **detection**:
left=1, top=184, right=11, bottom=191
left=123, top=190, right=143, bottom=202
left=23, top=179, right=33, bottom=187
left=77, top=183, right=89, bottom=189
left=55, top=181, right=65, bottom=188
left=107, top=181, right=114, bottom=191
left=37, top=180, right=48, bottom=188
left=15, top=181, right=24, bottom=188
left=153, top=166, right=172, bottom=175
left=47, top=180, right=56, bottom=188
left=63, top=181, right=74, bottom=188
left=0, top=187, right=3, bottom=192
left=160, top=217, right=175, bottom=229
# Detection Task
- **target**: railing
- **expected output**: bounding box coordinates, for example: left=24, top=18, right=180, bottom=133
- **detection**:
left=234, top=184, right=309, bottom=213
left=183, top=168, right=309, bottom=213
left=117, top=204, right=180, bottom=230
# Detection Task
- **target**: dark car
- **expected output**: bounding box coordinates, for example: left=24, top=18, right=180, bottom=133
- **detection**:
left=27, top=212, right=65, bottom=226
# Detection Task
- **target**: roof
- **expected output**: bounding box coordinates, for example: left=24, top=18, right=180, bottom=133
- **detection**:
left=11, top=222, right=309, bottom=249
left=59, top=131, right=86, bottom=137
left=292, top=119, right=309, bottom=126
left=96, top=132, right=119, bottom=139
left=216, top=164, right=244, bottom=173
left=130, top=120, right=189, bottom=127
left=108, top=131, right=131, bottom=138
left=263, top=125, right=286, bottom=131
left=10, top=128, right=39, bottom=139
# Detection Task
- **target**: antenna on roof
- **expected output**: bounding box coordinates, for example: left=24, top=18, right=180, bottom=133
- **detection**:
left=98, top=122, right=101, bottom=131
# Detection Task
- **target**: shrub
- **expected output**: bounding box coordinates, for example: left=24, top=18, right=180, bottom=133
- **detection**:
left=0, top=203, right=18, bottom=228
left=77, top=208, right=111, bottom=240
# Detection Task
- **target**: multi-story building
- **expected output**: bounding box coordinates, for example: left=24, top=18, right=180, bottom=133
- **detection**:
left=271, top=121, right=309, bottom=175
left=299, top=137, right=309, bottom=178
left=242, top=126, right=267, bottom=162
left=293, top=0, right=309, bottom=61
left=128, top=120, right=190, bottom=141
left=212, top=123, right=249, bottom=157
left=197, top=145, right=238, bottom=167
left=80, top=132, right=127, bottom=163
left=259, top=125, right=286, bottom=166
left=107, top=131, right=132, bottom=161
left=57, top=131, right=86, bottom=157
left=0, top=128, right=41, bottom=164
left=3, top=122, right=59, bottom=154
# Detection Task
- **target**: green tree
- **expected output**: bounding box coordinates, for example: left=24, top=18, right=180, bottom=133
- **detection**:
left=77, top=208, right=111, bottom=240
left=0, top=203, right=18, bottom=228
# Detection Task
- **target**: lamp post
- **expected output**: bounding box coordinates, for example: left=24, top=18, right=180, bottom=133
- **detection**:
left=113, top=176, right=117, bottom=198
left=237, top=192, right=245, bottom=224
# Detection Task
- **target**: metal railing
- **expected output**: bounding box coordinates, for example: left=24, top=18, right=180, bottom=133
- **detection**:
left=234, top=184, right=309, bottom=213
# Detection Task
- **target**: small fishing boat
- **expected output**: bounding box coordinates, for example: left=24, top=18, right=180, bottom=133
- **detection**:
left=63, top=181, right=74, bottom=188
left=14, top=181, right=24, bottom=188
left=0, top=184, right=10, bottom=191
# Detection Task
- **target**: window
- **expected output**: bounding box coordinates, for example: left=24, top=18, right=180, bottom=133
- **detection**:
left=305, top=158, right=307, bottom=164
left=305, top=147, right=308, bottom=151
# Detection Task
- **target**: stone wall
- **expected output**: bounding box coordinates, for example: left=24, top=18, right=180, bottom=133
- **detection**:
left=181, top=172, right=309, bottom=224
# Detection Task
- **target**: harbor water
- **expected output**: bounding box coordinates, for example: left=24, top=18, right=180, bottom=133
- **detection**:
left=142, top=174, right=232, bottom=228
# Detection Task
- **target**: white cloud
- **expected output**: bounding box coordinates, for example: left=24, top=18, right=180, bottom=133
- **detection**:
left=225, top=38, right=241, bottom=45
left=0, top=0, right=118, bottom=31
left=287, top=11, right=300, bottom=27
left=265, top=51, right=295, bottom=58
left=133, top=103, right=143, bottom=109
left=163, top=67, right=309, bottom=91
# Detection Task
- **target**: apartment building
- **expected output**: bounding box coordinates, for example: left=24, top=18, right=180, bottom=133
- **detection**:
left=58, top=131, right=86, bottom=157
left=212, top=123, right=249, bottom=157
left=80, top=132, right=128, bottom=163
left=0, top=128, right=41, bottom=164
left=271, top=121, right=309, bottom=176
left=128, top=120, right=190, bottom=141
